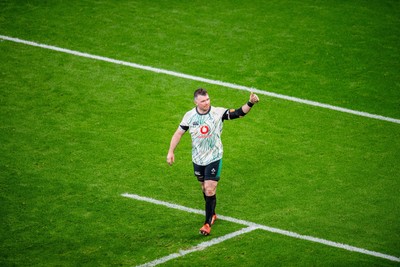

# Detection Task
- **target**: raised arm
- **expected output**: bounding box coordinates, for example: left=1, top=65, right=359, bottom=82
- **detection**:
left=224, top=92, right=260, bottom=120
left=166, top=128, right=186, bottom=165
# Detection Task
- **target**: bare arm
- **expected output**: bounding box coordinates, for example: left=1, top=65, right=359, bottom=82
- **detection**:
left=167, top=128, right=186, bottom=165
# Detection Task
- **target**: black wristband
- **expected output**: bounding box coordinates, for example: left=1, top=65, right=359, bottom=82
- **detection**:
left=247, top=101, right=254, bottom=107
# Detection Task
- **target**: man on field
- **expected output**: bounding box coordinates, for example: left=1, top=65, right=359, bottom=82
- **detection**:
left=167, top=88, right=259, bottom=235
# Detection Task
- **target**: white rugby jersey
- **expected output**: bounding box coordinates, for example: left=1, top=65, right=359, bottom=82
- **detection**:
left=179, top=106, right=228, bottom=166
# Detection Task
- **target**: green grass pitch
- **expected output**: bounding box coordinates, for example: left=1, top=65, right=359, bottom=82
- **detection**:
left=1, top=1, right=399, bottom=266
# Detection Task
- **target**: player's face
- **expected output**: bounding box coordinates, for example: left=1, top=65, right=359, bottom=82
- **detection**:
left=195, top=94, right=210, bottom=113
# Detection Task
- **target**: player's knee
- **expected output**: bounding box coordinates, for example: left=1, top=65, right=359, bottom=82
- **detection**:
left=204, top=188, right=216, bottom=196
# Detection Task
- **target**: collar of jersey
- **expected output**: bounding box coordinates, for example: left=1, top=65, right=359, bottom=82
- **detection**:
left=196, top=106, right=211, bottom=115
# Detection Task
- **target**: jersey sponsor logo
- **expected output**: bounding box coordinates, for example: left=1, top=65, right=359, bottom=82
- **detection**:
left=200, top=125, right=209, bottom=135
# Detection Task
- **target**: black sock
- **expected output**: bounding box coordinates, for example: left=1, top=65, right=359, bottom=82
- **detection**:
left=205, top=195, right=216, bottom=225
left=204, top=192, right=216, bottom=215
left=213, top=194, right=217, bottom=215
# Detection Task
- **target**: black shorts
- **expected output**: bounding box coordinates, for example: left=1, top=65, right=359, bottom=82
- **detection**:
left=193, top=159, right=222, bottom=182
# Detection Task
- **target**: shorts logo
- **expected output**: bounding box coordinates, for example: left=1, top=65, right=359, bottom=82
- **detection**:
left=200, top=125, right=209, bottom=134
left=195, top=171, right=201, bottom=176
left=211, top=168, right=216, bottom=175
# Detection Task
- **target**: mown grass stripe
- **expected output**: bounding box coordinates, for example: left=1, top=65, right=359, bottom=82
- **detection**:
left=136, top=226, right=259, bottom=267
left=122, top=193, right=400, bottom=263
left=1, top=34, right=399, bottom=125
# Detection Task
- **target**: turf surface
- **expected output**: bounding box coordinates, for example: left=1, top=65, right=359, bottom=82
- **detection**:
left=1, top=1, right=399, bottom=266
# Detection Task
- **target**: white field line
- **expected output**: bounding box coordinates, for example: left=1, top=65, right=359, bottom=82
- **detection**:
left=136, top=226, right=259, bottom=267
left=121, top=193, right=400, bottom=263
left=1, top=34, right=399, bottom=125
